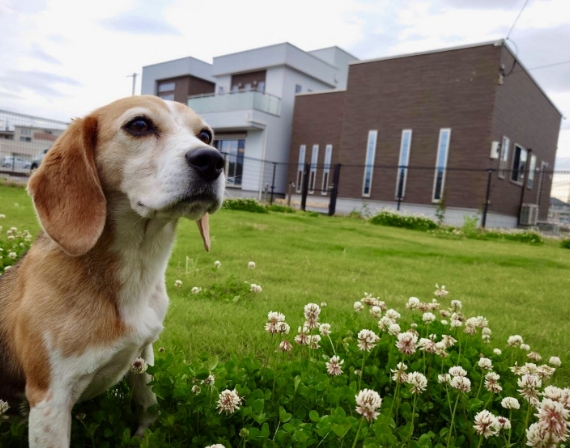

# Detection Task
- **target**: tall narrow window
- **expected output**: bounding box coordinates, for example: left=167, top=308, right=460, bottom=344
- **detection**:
left=498, top=136, right=510, bottom=179
left=432, top=128, right=451, bottom=202
left=362, top=130, right=378, bottom=197
left=308, top=144, right=319, bottom=194
left=511, top=144, right=528, bottom=184
left=395, top=130, right=412, bottom=199
left=296, top=145, right=306, bottom=193
left=321, top=144, right=333, bottom=195
left=527, top=154, right=537, bottom=189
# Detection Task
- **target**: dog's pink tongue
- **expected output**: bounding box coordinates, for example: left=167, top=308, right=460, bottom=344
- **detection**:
left=196, top=214, right=210, bottom=252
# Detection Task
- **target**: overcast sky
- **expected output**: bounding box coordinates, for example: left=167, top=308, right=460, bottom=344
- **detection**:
left=1, top=0, right=569, bottom=162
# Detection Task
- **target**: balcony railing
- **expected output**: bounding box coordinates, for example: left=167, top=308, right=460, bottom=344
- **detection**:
left=187, top=90, right=281, bottom=116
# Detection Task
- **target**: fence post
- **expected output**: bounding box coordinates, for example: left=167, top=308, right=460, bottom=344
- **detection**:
left=481, top=169, right=493, bottom=228
left=517, top=149, right=532, bottom=226
left=328, top=163, right=342, bottom=216
left=300, top=162, right=310, bottom=211
left=396, top=166, right=405, bottom=211
left=269, top=163, right=277, bottom=205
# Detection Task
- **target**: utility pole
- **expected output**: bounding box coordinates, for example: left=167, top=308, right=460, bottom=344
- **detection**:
left=127, top=73, right=138, bottom=96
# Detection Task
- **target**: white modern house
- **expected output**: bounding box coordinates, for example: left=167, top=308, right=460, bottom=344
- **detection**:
left=141, top=43, right=357, bottom=197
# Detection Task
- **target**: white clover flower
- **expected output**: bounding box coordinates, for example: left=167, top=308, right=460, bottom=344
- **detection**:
left=250, top=284, right=262, bottom=293
left=441, top=319, right=448, bottom=325
left=7, top=251, right=17, bottom=259
left=357, top=329, right=380, bottom=352
left=535, top=398, right=569, bottom=441
left=438, top=373, right=451, bottom=384
left=507, top=335, right=523, bottom=347
left=482, top=327, right=492, bottom=336
left=267, top=311, right=285, bottom=323
left=435, top=341, right=449, bottom=358
left=549, top=356, right=562, bottom=367
left=494, top=348, right=502, bottom=356
left=174, top=280, right=183, bottom=288
left=520, top=343, right=530, bottom=351
left=450, top=319, right=462, bottom=328
left=434, top=284, right=449, bottom=298
left=378, top=316, right=395, bottom=331
left=355, top=389, right=382, bottom=422
left=201, top=375, right=215, bottom=388
left=422, top=312, right=436, bottom=324
left=527, top=352, right=542, bottom=362
left=406, top=372, right=428, bottom=394
left=206, top=444, right=226, bottom=448
left=473, top=410, right=500, bottom=438
left=320, top=302, right=327, bottom=308
left=478, top=358, right=493, bottom=370
left=449, top=366, right=467, bottom=377
left=130, top=357, right=148, bottom=374
left=450, top=300, right=462, bottom=311
left=391, top=362, right=408, bottom=383
left=525, top=422, right=553, bottom=447
left=410, top=322, right=418, bottom=328
left=440, top=309, right=451, bottom=318
left=385, top=309, right=400, bottom=320
left=496, top=416, right=511, bottom=430
left=294, top=326, right=310, bottom=346
left=518, top=374, right=542, bottom=405
left=406, top=297, right=420, bottom=310
left=304, top=318, right=319, bottom=330
left=216, top=389, right=242, bottom=414
left=354, top=301, right=364, bottom=312
left=192, top=385, right=201, bottom=394
left=308, top=334, right=321, bottom=349
left=485, top=372, right=502, bottom=394
left=279, top=340, right=293, bottom=352
left=304, top=303, right=321, bottom=320
left=396, top=331, right=418, bottom=355
left=276, top=322, right=290, bottom=334
left=319, top=323, right=331, bottom=336
left=248, top=261, right=256, bottom=269
left=191, top=286, right=202, bottom=294
left=370, top=306, right=382, bottom=319
left=0, top=214, right=5, bottom=219
left=388, top=323, right=401, bottom=336
left=501, top=397, right=520, bottom=410
left=0, top=399, right=9, bottom=416
left=326, top=356, right=344, bottom=376
left=441, top=335, right=457, bottom=348
left=214, top=260, right=221, bottom=268
left=450, top=376, right=471, bottom=393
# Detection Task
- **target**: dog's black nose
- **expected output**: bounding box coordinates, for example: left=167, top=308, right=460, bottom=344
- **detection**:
left=185, top=148, right=225, bottom=182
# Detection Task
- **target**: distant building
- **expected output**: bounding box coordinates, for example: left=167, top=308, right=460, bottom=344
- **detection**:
left=141, top=44, right=358, bottom=196
left=549, top=197, right=570, bottom=225
left=288, top=40, right=562, bottom=227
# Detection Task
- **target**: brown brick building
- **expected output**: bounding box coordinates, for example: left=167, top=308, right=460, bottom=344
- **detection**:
left=289, top=41, right=562, bottom=227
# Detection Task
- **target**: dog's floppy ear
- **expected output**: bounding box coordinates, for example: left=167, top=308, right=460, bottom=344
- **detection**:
left=28, top=115, right=106, bottom=256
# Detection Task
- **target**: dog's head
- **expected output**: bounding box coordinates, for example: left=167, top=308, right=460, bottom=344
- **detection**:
left=28, top=95, right=224, bottom=256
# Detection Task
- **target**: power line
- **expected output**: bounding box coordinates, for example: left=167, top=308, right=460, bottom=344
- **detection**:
left=528, top=60, right=570, bottom=71
left=506, top=0, right=530, bottom=40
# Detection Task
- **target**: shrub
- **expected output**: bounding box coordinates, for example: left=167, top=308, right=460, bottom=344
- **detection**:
left=560, top=238, right=570, bottom=249
left=2, top=286, right=565, bottom=447
left=266, top=204, right=295, bottom=214
left=369, top=210, right=438, bottom=231
left=222, top=198, right=268, bottom=214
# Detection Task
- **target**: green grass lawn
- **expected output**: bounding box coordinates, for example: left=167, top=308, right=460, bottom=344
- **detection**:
left=1, top=183, right=569, bottom=385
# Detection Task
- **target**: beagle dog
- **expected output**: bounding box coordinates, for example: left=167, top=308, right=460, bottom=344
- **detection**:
left=0, top=96, right=225, bottom=447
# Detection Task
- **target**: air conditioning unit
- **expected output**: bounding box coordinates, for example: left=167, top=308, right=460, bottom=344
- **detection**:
left=520, top=204, right=539, bottom=226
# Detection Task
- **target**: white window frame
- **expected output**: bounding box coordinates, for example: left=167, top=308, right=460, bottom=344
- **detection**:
left=321, top=144, right=333, bottom=195
left=395, top=129, right=412, bottom=199
left=362, top=130, right=378, bottom=197
left=308, top=144, right=319, bottom=194
left=498, top=136, right=510, bottom=179
left=511, top=144, right=528, bottom=185
left=295, top=145, right=306, bottom=193
left=527, top=154, right=537, bottom=189
left=432, top=128, right=451, bottom=203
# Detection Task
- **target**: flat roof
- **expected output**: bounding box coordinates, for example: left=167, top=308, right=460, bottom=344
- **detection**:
left=142, top=54, right=211, bottom=69
left=296, top=89, right=346, bottom=97
left=350, top=39, right=563, bottom=117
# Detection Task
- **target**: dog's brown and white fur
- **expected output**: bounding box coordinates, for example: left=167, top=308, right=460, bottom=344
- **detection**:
left=0, top=96, right=224, bottom=447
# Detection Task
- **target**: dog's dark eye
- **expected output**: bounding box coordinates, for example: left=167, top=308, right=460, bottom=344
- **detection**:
left=124, top=117, right=156, bottom=136
left=197, top=130, right=212, bottom=145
